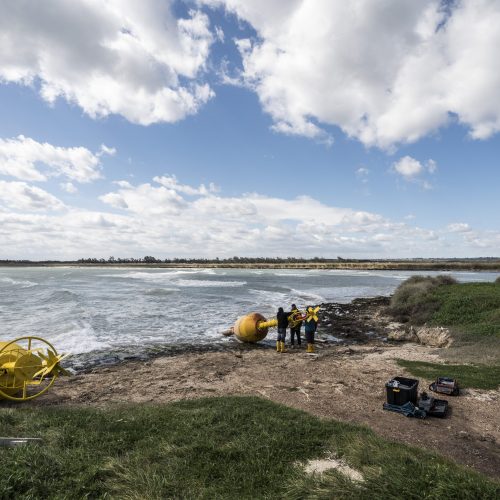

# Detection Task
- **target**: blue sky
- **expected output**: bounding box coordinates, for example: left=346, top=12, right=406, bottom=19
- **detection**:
left=0, top=0, right=499, bottom=259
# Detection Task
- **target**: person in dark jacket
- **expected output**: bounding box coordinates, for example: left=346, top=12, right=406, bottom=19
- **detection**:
left=304, top=305, right=318, bottom=353
left=276, top=307, right=290, bottom=353
left=289, top=303, right=302, bottom=347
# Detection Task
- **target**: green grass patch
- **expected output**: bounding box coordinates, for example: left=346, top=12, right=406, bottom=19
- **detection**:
left=1, top=396, right=498, bottom=499
left=389, top=278, right=500, bottom=338
left=396, top=359, right=500, bottom=390
left=429, top=283, right=500, bottom=336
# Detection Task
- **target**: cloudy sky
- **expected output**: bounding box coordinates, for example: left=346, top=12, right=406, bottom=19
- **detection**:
left=0, top=0, right=499, bottom=259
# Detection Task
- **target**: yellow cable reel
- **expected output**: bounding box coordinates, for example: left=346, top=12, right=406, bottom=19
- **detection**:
left=0, top=336, right=69, bottom=402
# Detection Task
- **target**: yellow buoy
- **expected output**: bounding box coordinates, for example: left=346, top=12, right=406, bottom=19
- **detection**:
left=231, top=308, right=317, bottom=343
left=233, top=312, right=277, bottom=343
left=0, top=336, right=69, bottom=402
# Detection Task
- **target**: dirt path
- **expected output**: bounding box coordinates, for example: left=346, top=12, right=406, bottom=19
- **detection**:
left=26, top=341, right=500, bottom=479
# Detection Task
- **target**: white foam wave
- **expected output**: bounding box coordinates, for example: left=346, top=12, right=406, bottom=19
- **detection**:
left=289, top=288, right=325, bottom=303
left=144, top=287, right=179, bottom=295
left=272, top=271, right=310, bottom=277
left=249, top=287, right=324, bottom=306
left=175, top=279, right=246, bottom=287
left=158, top=268, right=217, bottom=276
left=98, top=271, right=175, bottom=280
left=50, top=321, right=110, bottom=354
left=249, top=289, right=289, bottom=305
left=0, top=277, right=38, bottom=287
left=99, top=269, right=221, bottom=281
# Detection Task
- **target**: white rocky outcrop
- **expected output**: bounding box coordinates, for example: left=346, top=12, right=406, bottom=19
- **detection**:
left=387, top=323, right=452, bottom=347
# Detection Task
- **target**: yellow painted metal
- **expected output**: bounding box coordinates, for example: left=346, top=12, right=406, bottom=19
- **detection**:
left=0, top=336, right=68, bottom=402
left=233, top=312, right=269, bottom=343
left=305, top=306, right=320, bottom=322
left=232, top=306, right=320, bottom=344
left=257, top=318, right=278, bottom=330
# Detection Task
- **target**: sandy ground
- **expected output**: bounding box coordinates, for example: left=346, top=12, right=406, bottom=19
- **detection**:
left=5, top=298, right=498, bottom=479
left=25, top=341, right=500, bottom=479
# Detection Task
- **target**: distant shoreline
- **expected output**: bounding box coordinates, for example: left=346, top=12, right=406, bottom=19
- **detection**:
left=1, top=260, right=500, bottom=271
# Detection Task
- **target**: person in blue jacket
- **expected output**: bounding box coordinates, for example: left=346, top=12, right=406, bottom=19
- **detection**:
left=304, top=305, right=318, bottom=353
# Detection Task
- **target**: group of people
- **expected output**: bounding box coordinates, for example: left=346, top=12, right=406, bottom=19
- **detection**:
left=276, top=304, right=318, bottom=354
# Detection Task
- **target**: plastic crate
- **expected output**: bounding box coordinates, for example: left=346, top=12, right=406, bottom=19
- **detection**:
left=386, top=376, right=418, bottom=405
left=418, top=393, right=449, bottom=418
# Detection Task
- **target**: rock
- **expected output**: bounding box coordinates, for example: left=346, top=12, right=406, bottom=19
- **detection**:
left=386, top=323, right=452, bottom=347
left=415, top=326, right=453, bottom=347
left=387, top=327, right=418, bottom=342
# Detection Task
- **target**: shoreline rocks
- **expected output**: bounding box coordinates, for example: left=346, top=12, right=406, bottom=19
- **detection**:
left=387, top=324, right=453, bottom=347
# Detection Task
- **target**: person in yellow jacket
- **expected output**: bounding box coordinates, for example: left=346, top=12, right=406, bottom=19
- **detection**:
left=289, top=303, right=302, bottom=347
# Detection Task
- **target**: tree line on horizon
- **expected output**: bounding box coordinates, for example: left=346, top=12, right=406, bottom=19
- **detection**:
left=1, top=256, right=499, bottom=264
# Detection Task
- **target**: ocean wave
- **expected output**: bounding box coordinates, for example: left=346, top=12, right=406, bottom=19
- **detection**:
left=99, top=269, right=218, bottom=280
left=271, top=271, right=311, bottom=277
left=144, top=287, right=180, bottom=296
left=249, top=288, right=289, bottom=305
left=248, top=287, right=324, bottom=307
left=98, top=271, right=175, bottom=280
left=0, top=277, right=38, bottom=287
left=289, top=288, right=325, bottom=303
left=174, top=279, right=246, bottom=287
left=50, top=321, right=110, bottom=355
left=46, top=289, right=80, bottom=302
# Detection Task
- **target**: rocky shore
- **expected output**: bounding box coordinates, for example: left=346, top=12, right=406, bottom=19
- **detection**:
left=9, top=295, right=500, bottom=479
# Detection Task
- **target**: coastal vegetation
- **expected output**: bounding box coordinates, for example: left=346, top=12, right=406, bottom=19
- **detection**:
left=389, top=277, right=500, bottom=337
left=1, top=256, right=500, bottom=270
left=396, top=359, right=500, bottom=390
left=390, top=276, right=500, bottom=382
left=1, top=397, right=498, bottom=499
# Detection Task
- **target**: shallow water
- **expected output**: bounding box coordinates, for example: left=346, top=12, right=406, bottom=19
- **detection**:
left=0, top=267, right=497, bottom=368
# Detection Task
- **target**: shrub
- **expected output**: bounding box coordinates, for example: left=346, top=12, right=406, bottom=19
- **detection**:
left=495, top=276, right=500, bottom=284
left=389, top=275, right=457, bottom=324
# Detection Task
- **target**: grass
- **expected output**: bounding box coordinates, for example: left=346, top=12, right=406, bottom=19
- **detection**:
left=389, top=277, right=500, bottom=337
left=0, top=396, right=498, bottom=499
left=389, top=277, right=500, bottom=364
left=429, top=283, right=500, bottom=336
left=396, top=359, right=500, bottom=390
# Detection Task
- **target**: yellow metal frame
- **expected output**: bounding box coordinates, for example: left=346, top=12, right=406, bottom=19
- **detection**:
left=0, top=336, right=59, bottom=401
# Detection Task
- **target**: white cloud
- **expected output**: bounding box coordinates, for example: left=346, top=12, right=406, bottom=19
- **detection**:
left=0, top=180, right=65, bottom=211
left=153, top=175, right=219, bottom=196
left=392, top=156, right=437, bottom=188
left=203, top=0, right=500, bottom=148
left=98, top=144, right=117, bottom=157
left=447, top=222, right=471, bottom=233
left=0, top=135, right=106, bottom=182
left=100, top=181, right=187, bottom=215
left=393, top=156, right=424, bottom=178
left=0, top=1, right=214, bottom=125
left=427, top=159, right=437, bottom=174
left=356, top=167, right=370, bottom=183
left=60, top=182, right=78, bottom=194
left=0, top=174, right=498, bottom=259
left=215, top=26, right=225, bottom=43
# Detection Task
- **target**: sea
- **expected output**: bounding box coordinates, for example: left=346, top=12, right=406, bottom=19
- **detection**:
left=0, top=267, right=497, bottom=370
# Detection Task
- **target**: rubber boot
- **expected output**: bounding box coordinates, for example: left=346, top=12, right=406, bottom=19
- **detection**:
left=276, top=341, right=281, bottom=352
left=280, top=341, right=288, bottom=353
left=307, top=343, right=314, bottom=353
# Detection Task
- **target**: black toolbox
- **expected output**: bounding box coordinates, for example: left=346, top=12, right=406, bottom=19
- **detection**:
left=386, top=376, right=418, bottom=405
